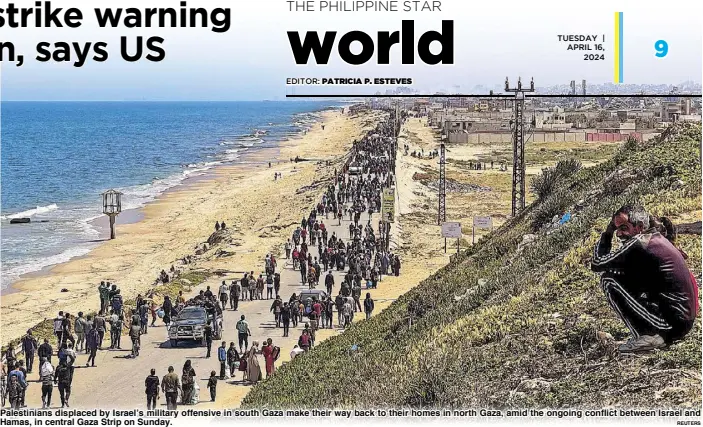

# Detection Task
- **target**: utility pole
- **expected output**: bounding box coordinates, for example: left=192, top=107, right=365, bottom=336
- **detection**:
left=505, top=76, right=534, bottom=216
left=438, top=141, right=446, bottom=226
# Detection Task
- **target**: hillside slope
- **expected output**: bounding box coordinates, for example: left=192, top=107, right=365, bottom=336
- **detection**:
left=242, top=123, right=702, bottom=409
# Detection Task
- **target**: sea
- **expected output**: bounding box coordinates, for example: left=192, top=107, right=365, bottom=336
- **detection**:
left=0, top=101, right=341, bottom=291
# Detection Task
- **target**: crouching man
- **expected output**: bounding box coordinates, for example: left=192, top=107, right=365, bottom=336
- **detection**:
left=591, top=205, right=698, bottom=353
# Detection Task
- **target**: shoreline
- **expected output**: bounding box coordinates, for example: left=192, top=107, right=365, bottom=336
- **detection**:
left=1, top=108, right=372, bottom=345
left=0, top=109, right=328, bottom=296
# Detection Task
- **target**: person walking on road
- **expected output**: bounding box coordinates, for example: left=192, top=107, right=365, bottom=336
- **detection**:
left=39, top=357, right=54, bottom=408
left=145, top=368, right=160, bottom=410
left=161, top=366, right=180, bottom=410
left=236, top=315, right=251, bottom=354
left=281, top=303, right=291, bottom=337
left=54, top=359, right=72, bottom=408
left=86, top=322, right=99, bottom=367
left=204, top=320, right=214, bottom=358
left=207, top=371, right=218, bottom=402
left=230, top=280, right=240, bottom=311
left=364, top=293, right=375, bottom=320
left=218, top=341, right=227, bottom=379
left=21, top=330, right=38, bottom=373
left=74, top=313, right=87, bottom=352
left=227, top=343, right=239, bottom=381
left=181, top=360, right=196, bottom=405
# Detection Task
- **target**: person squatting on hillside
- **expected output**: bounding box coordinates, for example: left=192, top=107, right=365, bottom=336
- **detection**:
left=591, top=205, right=698, bottom=353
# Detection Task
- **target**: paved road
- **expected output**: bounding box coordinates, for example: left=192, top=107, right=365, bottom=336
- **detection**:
left=19, top=189, right=390, bottom=409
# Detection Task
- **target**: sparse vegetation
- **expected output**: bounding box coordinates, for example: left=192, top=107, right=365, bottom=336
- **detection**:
left=242, top=123, right=701, bottom=409
left=530, top=159, right=583, bottom=200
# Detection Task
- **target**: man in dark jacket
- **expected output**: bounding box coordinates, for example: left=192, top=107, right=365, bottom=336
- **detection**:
left=364, top=293, right=375, bottom=320
left=38, top=339, right=53, bottom=364
left=325, top=271, right=335, bottom=295
left=204, top=320, right=214, bottom=358
left=21, top=330, right=38, bottom=373
left=54, top=360, right=72, bottom=408
left=226, top=343, right=239, bottom=380
left=281, top=303, right=291, bottom=337
left=145, top=369, right=160, bottom=409
left=86, top=322, right=99, bottom=367
left=162, top=296, right=173, bottom=326
left=591, top=205, right=698, bottom=353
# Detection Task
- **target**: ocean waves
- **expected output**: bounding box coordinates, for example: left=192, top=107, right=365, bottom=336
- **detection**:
left=1, top=203, right=59, bottom=220
left=1, top=101, right=336, bottom=291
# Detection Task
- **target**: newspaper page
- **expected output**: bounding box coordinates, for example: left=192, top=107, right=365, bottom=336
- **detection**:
left=0, top=1, right=701, bottom=427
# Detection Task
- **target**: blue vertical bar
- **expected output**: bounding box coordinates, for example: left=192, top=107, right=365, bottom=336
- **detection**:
left=618, top=12, right=624, bottom=83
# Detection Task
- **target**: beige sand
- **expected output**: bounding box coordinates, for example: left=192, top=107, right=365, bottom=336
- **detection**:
left=0, top=110, right=382, bottom=346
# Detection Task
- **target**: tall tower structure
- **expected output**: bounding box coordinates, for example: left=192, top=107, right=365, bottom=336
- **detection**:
left=505, top=77, right=535, bottom=216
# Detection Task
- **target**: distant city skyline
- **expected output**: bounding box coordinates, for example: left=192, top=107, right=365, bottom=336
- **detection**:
left=1, top=0, right=700, bottom=101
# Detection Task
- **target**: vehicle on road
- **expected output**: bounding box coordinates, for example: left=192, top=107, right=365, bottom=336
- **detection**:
left=299, top=289, right=328, bottom=317
left=348, top=163, right=362, bottom=175
left=168, top=306, right=222, bottom=347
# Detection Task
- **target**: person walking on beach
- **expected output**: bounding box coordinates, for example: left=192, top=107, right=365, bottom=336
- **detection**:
left=74, top=312, right=87, bottom=352
left=145, top=368, right=160, bottom=410
left=93, top=313, right=106, bottom=349
left=161, top=366, right=180, bottom=410
left=53, top=312, right=65, bottom=347
left=54, top=360, right=72, bottom=408
left=130, top=316, right=141, bottom=358
left=236, top=315, right=251, bottom=354
left=109, top=310, right=121, bottom=349
left=86, top=322, right=99, bottom=367
left=39, top=357, right=54, bottom=408
left=98, top=282, right=109, bottom=315
left=38, top=339, right=53, bottom=363
left=21, top=330, right=38, bottom=373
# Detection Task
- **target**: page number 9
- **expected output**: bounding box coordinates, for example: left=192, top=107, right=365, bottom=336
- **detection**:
left=655, top=40, right=668, bottom=57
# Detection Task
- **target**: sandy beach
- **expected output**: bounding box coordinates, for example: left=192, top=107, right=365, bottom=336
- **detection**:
left=0, top=108, right=381, bottom=346
left=2, top=109, right=634, bottom=410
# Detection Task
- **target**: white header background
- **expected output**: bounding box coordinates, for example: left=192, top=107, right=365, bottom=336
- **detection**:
left=0, top=0, right=701, bottom=100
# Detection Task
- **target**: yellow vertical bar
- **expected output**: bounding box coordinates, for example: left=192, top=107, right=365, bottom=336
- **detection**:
left=614, top=12, right=620, bottom=83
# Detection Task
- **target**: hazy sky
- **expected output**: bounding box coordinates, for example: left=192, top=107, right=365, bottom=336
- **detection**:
left=1, top=0, right=701, bottom=100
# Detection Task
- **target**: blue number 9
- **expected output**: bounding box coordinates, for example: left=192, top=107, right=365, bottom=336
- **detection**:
left=655, top=40, right=668, bottom=57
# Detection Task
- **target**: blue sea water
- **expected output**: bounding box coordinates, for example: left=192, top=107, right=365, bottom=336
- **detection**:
left=0, top=101, right=338, bottom=290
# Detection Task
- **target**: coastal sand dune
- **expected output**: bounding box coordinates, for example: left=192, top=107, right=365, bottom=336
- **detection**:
left=0, top=110, right=381, bottom=345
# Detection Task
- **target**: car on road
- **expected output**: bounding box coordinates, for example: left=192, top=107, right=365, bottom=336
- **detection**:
left=168, top=306, right=222, bottom=347
left=348, top=163, right=363, bottom=175
left=298, top=289, right=328, bottom=317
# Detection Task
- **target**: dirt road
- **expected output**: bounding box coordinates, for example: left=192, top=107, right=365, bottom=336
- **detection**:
left=20, top=191, right=392, bottom=410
